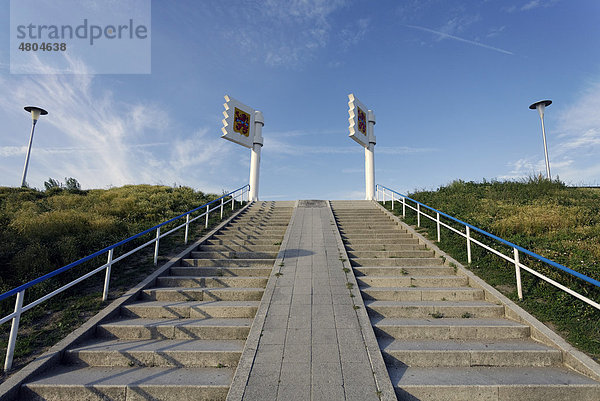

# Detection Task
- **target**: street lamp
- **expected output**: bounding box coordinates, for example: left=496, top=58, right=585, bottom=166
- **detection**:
left=21, top=106, right=48, bottom=187
left=529, top=99, right=552, bottom=180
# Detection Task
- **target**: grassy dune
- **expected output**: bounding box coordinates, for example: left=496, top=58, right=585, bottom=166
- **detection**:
left=0, top=184, right=236, bottom=374
left=382, top=177, right=600, bottom=360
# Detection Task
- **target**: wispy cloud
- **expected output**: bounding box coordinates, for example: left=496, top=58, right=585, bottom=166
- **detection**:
left=505, top=0, right=560, bottom=13
left=216, top=0, right=348, bottom=67
left=0, top=54, right=232, bottom=190
left=264, top=134, right=437, bottom=157
left=340, top=18, right=370, bottom=49
left=521, top=0, right=542, bottom=11
left=405, top=24, right=514, bottom=55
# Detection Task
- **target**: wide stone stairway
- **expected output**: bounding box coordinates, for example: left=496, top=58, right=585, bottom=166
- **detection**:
left=330, top=200, right=600, bottom=401
left=5, top=199, right=600, bottom=400
left=20, top=201, right=293, bottom=400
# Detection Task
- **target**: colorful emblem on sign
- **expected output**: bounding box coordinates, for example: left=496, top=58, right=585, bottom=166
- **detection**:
left=357, top=107, right=367, bottom=136
left=234, top=107, right=250, bottom=137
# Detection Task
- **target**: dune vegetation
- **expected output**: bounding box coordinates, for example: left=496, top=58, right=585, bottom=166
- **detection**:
left=0, top=180, right=236, bottom=374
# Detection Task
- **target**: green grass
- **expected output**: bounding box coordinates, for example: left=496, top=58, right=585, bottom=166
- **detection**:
left=0, top=184, right=240, bottom=375
left=381, top=176, right=600, bottom=360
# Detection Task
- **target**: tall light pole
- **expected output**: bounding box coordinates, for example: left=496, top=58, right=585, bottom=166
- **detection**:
left=21, top=106, right=48, bottom=187
left=529, top=100, right=552, bottom=180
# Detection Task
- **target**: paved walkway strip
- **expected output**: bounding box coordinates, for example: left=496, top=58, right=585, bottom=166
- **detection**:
left=233, top=200, right=381, bottom=401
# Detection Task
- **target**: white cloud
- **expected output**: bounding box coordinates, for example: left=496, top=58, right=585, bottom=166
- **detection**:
left=263, top=134, right=437, bottom=157
left=218, top=0, right=348, bottom=67
left=437, top=14, right=481, bottom=38
left=521, top=0, right=541, bottom=11
left=404, top=24, right=514, bottom=55
left=487, top=25, right=506, bottom=38
left=0, top=54, right=231, bottom=190
left=340, top=18, right=370, bottom=49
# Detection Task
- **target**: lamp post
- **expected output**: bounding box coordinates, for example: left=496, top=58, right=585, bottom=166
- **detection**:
left=529, top=100, right=552, bottom=180
left=21, top=106, right=48, bottom=187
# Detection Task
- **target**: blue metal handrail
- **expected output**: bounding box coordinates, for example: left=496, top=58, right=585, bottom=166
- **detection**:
left=0, top=183, right=249, bottom=371
left=376, top=184, right=600, bottom=310
left=0, top=184, right=249, bottom=302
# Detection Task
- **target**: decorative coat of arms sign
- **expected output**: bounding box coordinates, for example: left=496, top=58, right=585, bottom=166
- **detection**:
left=348, top=93, right=371, bottom=147
left=222, top=95, right=255, bottom=148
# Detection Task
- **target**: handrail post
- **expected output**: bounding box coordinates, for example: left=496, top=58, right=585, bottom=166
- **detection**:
left=232, top=193, right=235, bottom=210
left=4, top=290, right=25, bottom=371
left=514, top=248, right=523, bottom=300
left=220, top=197, right=224, bottom=219
left=102, top=249, right=114, bottom=302
left=436, top=212, right=441, bottom=242
left=205, top=205, right=209, bottom=228
left=153, top=227, right=160, bottom=266
left=391, top=193, right=395, bottom=211
left=466, top=226, right=472, bottom=264
left=184, top=214, right=190, bottom=245
left=402, top=197, right=406, bottom=218
left=417, top=204, right=421, bottom=227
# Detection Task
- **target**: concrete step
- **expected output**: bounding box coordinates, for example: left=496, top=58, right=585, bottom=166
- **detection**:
left=180, top=258, right=275, bottom=267
left=342, top=232, right=414, bottom=239
left=337, top=222, right=400, bottom=228
left=21, top=365, right=233, bottom=400
left=345, top=244, right=426, bottom=251
left=219, top=227, right=286, bottom=236
left=348, top=250, right=434, bottom=259
left=379, top=338, right=562, bottom=368
left=142, top=287, right=264, bottom=301
left=389, top=366, right=600, bottom=401
left=212, top=234, right=283, bottom=242
left=198, top=244, right=281, bottom=253
left=372, top=317, right=530, bottom=340
left=65, top=338, right=244, bottom=368
left=189, top=251, right=278, bottom=259
left=339, top=228, right=406, bottom=235
left=357, top=275, right=469, bottom=288
left=156, top=276, right=268, bottom=288
left=205, top=238, right=283, bottom=246
left=350, top=257, right=444, bottom=267
left=231, top=219, right=290, bottom=225
left=343, top=238, right=420, bottom=245
left=97, top=318, right=252, bottom=340
left=169, top=266, right=272, bottom=277
left=121, top=300, right=260, bottom=319
left=360, top=287, right=485, bottom=301
left=365, top=300, right=505, bottom=319
left=354, top=266, right=454, bottom=277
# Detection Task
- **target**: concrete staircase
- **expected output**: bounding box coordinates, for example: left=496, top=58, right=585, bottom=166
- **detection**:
left=20, top=201, right=292, bottom=401
left=330, top=200, right=600, bottom=401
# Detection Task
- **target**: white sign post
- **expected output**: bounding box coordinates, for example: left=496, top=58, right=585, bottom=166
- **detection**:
left=221, top=95, right=264, bottom=201
left=348, top=93, right=376, bottom=200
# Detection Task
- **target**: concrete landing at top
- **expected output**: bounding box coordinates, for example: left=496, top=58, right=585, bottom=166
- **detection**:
left=297, top=200, right=328, bottom=208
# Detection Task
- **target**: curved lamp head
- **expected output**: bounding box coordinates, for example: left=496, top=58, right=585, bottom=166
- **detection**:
left=529, top=100, right=552, bottom=110
left=24, top=106, right=48, bottom=122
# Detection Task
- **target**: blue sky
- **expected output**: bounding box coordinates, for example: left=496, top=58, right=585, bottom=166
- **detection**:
left=1, top=0, right=599, bottom=200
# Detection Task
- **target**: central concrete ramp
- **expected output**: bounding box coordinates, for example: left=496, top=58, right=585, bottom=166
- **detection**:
left=228, top=200, right=393, bottom=401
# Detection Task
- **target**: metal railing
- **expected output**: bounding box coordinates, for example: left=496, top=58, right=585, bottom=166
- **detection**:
left=0, top=184, right=249, bottom=371
left=376, top=184, right=600, bottom=310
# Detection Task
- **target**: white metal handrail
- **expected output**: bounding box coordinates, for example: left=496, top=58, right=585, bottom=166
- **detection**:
left=0, top=184, right=249, bottom=371
left=376, top=184, right=600, bottom=311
